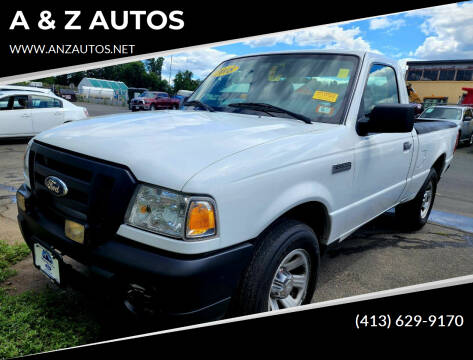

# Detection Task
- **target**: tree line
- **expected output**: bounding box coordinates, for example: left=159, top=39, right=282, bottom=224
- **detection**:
left=34, top=58, right=202, bottom=95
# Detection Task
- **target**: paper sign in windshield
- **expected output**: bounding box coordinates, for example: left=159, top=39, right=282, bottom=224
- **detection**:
left=337, top=68, right=350, bottom=78
left=213, top=65, right=239, bottom=77
left=316, top=105, right=334, bottom=115
left=268, top=64, right=285, bottom=82
left=313, top=90, right=339, bottom=103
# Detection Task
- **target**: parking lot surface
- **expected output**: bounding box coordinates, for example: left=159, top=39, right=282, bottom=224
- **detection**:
left=75, top=101, right=129, bottom=116
left=0, top=102, right=472, bottom=305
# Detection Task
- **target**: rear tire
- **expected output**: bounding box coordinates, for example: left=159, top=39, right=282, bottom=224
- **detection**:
left=467, top=133, right=473, bottom=147
left=396, top=168, right=438, bottom=231
left=232, top=219, right=320, bottom=316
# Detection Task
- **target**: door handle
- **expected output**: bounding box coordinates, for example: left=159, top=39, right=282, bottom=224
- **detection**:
left=403, top=141, right=412, bottom=151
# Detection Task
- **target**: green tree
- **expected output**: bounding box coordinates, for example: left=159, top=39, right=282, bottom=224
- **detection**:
left=146, top=57, right=164, bottom=77
left=173, top=70, right=201, bottom=93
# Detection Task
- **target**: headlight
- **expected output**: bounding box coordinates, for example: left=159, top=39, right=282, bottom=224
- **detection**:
left=23, top=139, right=33, bottom=189
left=125, top=184, right=217, bottom=240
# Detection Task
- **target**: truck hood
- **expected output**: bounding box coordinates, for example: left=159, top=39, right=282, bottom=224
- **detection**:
left=35, top=110, right=335, bottom=190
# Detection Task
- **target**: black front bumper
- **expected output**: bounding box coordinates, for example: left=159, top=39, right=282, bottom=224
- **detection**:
left=17, top=184, right=253, bottom=323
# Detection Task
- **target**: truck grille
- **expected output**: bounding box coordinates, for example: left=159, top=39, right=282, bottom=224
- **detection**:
left=30, top=141, right=137, bottom=245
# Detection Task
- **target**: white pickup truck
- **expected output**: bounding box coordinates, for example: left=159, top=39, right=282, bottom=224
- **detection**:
left=17, top=50, right=458, bottom=321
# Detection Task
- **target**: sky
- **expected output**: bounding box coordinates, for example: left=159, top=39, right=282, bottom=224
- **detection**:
left=160, top=1, right=473, bottom=81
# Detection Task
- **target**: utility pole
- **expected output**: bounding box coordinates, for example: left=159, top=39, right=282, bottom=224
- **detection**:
left=169, top=56, right=173, bottom=85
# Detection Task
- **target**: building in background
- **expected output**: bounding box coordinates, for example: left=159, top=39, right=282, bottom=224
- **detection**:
left=78, top=78, right=128, bottom=102
left=406, top=60, right=473, bottom=107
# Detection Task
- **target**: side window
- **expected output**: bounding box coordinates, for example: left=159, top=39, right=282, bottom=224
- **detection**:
left=31, top=95, right=62, bottom=109
left=359, top=64, right=399, bottom=118
left=0, top=97, right=9, bottom=110
left=12, top=95, right=29, bottom=110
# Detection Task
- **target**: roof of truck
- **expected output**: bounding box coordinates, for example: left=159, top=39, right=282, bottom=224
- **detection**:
left=225, top=50, right=401, bottom=71
left=228, top=49, right=391, bottom=62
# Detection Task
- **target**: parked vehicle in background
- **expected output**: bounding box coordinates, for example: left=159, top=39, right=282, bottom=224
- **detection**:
left=17, top=50, right=458, bottom=322
left=58, top=89, right=77, bottom=102
left=130, top=91, right=180, bottom=111
left=0, top=91, right=88, bottom=138
left=175, top=89, right=193, bottom=109
left=127, top=87, right=148, bottom=110
left=0, top=85, right=54, bottom=95
left=418, top=105, right=473, bottom=146
left=460, top=87, right=473, bottom=105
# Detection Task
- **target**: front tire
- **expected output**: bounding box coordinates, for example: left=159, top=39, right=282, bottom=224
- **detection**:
left=396, top=168, right=438, bottom=231
left=233, top=219, right=320, bottom=315
left=150, top=104, right=156, bottom=111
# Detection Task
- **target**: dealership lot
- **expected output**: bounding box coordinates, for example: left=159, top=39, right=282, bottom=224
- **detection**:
left=0, top=103, right=472, bottom=307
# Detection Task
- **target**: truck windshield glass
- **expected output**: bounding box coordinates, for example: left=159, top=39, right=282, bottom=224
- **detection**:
left=188, top=53, right=359, bottom=124
left=139, top=92, right=155, bottom=98
left=421, top=107, right=462, bottom=120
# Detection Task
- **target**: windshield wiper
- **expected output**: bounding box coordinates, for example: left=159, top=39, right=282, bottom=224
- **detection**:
left=228, top=102, right=312, bottom=124
left=183, top=100, right=215, bottom=112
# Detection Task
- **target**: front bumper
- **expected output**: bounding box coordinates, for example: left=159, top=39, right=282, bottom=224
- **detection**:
left=130, top=103, right=150, bottom=110
left=17, top=184, right=253, bottom=322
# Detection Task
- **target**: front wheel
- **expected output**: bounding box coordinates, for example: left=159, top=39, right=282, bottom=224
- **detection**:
left=232, top=219, right=320, bottom=315
left=396, top=168, right=438, bottom=231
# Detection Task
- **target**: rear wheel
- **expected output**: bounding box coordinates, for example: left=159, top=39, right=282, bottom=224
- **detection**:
left=232, top=219, right=320, bottom=315
left=396, top=168, right=438, bottom=231
left=468, top=133, right=473, bottom=146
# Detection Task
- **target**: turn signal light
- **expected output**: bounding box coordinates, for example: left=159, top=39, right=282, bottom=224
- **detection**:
left=186, top=201, right=216, bottom=238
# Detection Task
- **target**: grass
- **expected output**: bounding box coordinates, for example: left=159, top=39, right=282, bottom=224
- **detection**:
left=0, top=241, right=30, bottom=283
left=0, top=288, right=101, bottom=359
left=0, top=240, right=101, bottom=359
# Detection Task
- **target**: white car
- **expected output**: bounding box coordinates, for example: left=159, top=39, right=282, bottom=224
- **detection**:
left=0, top=91, right=88, bottom=138
left=0, top=85, right=55, bottom=95
left=17, top=50, right=458, bottom=320
left=418, top=105, right=473, bottom=146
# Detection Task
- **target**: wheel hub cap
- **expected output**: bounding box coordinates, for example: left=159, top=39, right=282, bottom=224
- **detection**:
left=421, top=182, right=433, bottom=219
left=268, top=249, right=310, bottom=311
left=271, top=269, right=294, bottom=299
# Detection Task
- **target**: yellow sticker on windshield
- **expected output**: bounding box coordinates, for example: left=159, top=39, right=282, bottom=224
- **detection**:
left=337, top=68, right=350, bottom=78
left=313, top=90, right=339, bottom=103
left=268, top=64, right=285, bottom=82
left=213, top=65, right=239, bottom=77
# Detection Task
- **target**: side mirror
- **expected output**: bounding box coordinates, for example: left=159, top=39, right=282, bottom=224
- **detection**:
left=464, top=116, right=472, bottom=122
left=357, top=103, right=415, bottom=136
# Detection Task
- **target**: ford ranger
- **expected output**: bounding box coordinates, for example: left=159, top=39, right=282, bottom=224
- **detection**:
left=17, top=50, right=459, bottom=322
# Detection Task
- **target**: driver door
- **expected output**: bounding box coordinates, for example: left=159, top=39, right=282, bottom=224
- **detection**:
left=350, top=64, right=414, bottom=228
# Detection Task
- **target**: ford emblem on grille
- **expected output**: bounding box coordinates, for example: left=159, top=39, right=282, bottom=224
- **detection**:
left=44, top=176, right=68, bottom=197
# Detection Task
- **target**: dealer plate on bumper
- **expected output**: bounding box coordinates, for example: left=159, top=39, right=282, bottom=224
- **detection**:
left=33, top=243, right=61, bottom=284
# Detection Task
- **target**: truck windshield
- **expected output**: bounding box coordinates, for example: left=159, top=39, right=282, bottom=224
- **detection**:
left=139, top=92, right=156, bottom=98
left=187, top=53, right=359, bottom=124
left=421, top=107, right=462, bottom=120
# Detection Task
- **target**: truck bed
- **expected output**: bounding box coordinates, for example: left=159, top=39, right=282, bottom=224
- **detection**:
left=414, top=119, right=457, bottom=135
